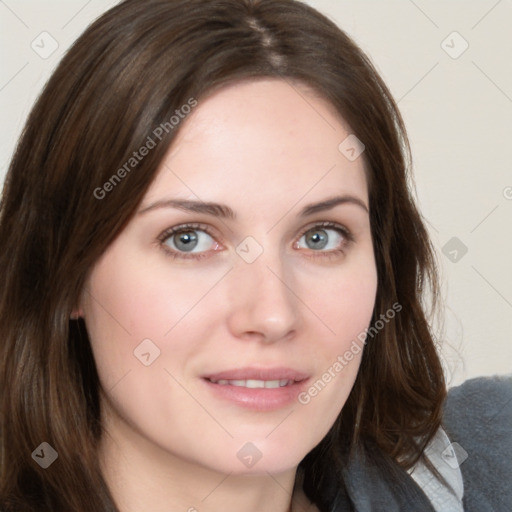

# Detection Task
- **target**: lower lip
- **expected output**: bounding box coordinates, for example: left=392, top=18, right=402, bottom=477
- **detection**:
left=202, top=378, right=310, bottom=411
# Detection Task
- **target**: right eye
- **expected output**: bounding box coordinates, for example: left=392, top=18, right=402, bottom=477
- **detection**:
left=158, top=223, right=222, bottom=260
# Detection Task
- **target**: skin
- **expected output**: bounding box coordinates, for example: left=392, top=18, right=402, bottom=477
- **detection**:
left=78, top=78, right=378, bottom=512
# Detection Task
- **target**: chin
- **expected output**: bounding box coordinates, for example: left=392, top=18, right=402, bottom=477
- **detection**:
left=206, top=435, right=313, bottom=476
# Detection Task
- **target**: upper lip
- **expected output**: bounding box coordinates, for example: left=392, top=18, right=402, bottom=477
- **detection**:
left=203, top=367, right=309, bottom=382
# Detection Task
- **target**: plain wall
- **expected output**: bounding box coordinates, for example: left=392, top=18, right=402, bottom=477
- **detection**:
left=1, top=0, right=511, bottom=387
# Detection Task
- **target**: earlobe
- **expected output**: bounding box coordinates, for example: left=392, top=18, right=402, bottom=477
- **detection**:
left=71, top=288, right=88, bottom=320
left=70, top=309, right=84, bottom=320
left=70, top=298, right=85, bottom=320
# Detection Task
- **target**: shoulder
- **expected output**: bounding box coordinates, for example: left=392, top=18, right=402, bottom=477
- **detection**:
left=442, top=374, right=512, bottom=512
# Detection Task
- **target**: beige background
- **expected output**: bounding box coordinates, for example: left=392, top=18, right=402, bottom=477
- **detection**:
left=1, top=0, right=511, bottom=387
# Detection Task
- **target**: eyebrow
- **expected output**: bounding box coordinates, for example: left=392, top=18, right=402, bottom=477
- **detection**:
left=137, top=195, right=369, bottom=218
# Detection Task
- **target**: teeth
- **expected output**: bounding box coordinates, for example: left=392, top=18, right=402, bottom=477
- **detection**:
left=209, top=378, right=293, bottom=388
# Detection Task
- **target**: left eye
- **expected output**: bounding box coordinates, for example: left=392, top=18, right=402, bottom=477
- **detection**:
left=163, top=228, right=217, bottom=253
left=296, top=226, right=347, bottom=251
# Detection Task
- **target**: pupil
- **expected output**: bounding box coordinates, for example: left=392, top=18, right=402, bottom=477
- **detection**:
left=175, top=231, right=198, bottom=252
left=307, top=229, right=328, bottom=250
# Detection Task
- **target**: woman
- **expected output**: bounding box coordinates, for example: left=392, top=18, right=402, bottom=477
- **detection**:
left=0, top=0, right=483, bottom=510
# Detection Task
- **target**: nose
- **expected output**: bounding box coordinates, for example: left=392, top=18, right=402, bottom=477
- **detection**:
left=225, top=251, right=301, bottom=344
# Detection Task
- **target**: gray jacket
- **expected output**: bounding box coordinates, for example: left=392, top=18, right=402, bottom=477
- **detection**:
left=317, top=375, right=512, bottom=511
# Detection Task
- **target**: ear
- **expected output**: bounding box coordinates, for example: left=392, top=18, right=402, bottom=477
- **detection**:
left=70, top=291, right=86, bottom=320
left=70, top=308, right=84, bottom=320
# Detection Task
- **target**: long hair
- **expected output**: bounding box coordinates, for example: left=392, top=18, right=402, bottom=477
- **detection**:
left=0, top=0, right=445, bottom=510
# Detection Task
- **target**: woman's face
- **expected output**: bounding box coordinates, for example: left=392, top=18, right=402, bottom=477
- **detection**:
left=80, top=78, right=377, bottom=475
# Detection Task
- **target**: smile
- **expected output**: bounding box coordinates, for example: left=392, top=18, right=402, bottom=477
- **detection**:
left=206, top=378, right=296, bottom=388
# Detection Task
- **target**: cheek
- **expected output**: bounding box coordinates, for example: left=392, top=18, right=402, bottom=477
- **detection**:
left=84, top=262, right=194, bottom=339
left=297, top=264, right=377, bottom=406
left=82, top=250, right=228, bottom=387
left=306, top=254, right=378, bottom=349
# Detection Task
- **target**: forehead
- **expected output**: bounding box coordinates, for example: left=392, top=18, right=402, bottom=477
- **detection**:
left=144, top=78, right=368, bottom=213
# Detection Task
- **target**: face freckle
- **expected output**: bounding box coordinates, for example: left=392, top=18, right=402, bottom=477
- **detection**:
left=81, top=78, right=378, bottom=477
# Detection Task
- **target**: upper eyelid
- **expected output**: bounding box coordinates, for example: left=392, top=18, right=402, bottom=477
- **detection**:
left=158, top=222, right=214, bottom=238
left=302, top=220, right=351, bottom=234
left=296, top=222, right=354, bottom=246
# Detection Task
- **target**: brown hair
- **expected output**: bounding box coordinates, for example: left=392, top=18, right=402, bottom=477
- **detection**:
left=0, top=0, right=446, bottom=510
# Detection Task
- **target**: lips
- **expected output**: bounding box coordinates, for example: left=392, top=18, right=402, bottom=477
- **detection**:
left=201, top=367, right=310, bottom=410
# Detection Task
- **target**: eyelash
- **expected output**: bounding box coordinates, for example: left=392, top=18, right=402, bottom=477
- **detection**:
left=157, top=223, right=216, bottom=261
left=157, top=221, right=354, bottom=261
